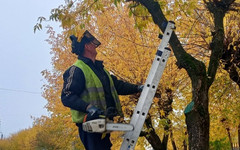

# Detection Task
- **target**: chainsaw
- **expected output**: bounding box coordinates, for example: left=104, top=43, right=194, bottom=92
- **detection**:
left=82, top=118, right=134, bottom=133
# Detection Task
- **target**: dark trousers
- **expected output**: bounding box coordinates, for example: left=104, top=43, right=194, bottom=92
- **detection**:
left=77, top=123, right=112, bottom=150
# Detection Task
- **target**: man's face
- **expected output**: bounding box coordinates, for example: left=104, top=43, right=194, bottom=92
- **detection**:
left=85, top=41, right=98, bottom=55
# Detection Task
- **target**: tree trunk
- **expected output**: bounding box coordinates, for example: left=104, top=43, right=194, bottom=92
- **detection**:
left=185, top=110, right=209, bottom=150
left=185, top=78, right=209, bottom=150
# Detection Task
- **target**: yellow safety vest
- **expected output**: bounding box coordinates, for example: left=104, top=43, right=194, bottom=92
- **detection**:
left=70, top=60, right=123, bottom=123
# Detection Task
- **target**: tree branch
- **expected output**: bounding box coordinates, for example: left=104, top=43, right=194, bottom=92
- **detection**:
left=206, top=1, right=232, bottom=87
left=144, top=115, right=162, bottom=150
left=135, top=0, right=206, bottom=82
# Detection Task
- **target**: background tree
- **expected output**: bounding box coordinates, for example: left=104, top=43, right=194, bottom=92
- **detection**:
left=220, top=11, right=240, bottom=149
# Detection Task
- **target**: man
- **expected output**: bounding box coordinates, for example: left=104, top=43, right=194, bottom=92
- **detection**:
left=61, top=30, right=143, bottom=150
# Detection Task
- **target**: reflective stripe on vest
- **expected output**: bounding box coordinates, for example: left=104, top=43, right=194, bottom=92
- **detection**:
left=70, top=60, right=123, bottom=123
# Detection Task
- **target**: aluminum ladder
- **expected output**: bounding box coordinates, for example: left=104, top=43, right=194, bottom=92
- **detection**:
left=120, top=21, right=175, bottom=150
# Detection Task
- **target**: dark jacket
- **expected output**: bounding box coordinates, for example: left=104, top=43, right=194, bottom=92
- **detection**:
left=61, top=56, right=140, bottom=113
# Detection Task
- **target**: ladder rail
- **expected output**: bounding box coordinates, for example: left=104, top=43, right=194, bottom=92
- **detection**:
left=120, top=21, right=175, bottom=150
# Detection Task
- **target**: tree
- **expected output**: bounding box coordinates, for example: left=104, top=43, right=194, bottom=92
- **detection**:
left=209, top=68, right=240, bottom=149
left=220, top=11, right=240, bottom=148
left=35, top=0, right=240, bottom=149
left=0, top=127, right=37, bottom=150
left=127, top=0, right=239, bottom=149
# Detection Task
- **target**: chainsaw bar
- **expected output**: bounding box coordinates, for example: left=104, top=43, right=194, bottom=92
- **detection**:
left=106, top=123, right=134, bottom=132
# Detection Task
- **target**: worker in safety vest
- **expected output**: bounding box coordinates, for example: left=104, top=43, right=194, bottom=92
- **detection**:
left=61, top=30, right=143, bottom=150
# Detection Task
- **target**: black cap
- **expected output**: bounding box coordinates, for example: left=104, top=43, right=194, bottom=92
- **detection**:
left=70, top=30, right=101, bottom=56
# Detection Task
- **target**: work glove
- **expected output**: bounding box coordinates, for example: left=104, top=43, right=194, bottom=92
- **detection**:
left=84, top=105, right=104, bottom=122
left=106, top=107, right=118, bottom=120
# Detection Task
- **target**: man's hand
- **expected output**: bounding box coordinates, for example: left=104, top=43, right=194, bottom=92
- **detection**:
left=84, top=105, right=104, bottom=122
left=106, top=107, right=118, bottom=120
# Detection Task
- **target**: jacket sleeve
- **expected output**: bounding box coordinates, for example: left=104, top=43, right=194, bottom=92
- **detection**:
left=61, top=66, right=89, bottom=113
left=111, top=75, right=140, bottom=95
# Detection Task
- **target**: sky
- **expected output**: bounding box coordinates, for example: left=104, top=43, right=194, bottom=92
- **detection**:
left=0, top=0, right=64, bottom=138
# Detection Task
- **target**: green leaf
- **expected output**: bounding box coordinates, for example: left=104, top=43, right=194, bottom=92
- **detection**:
left=39, top=24, right=42, bottom=30
left=33, top=23, right=42, bottom=33
left=37, top=17, right=46, bottom=23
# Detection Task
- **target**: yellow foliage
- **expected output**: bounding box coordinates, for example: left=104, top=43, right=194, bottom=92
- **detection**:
left=5, top=0, right=239, bottom=149
left=160, top=109, right=166, bottom=117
